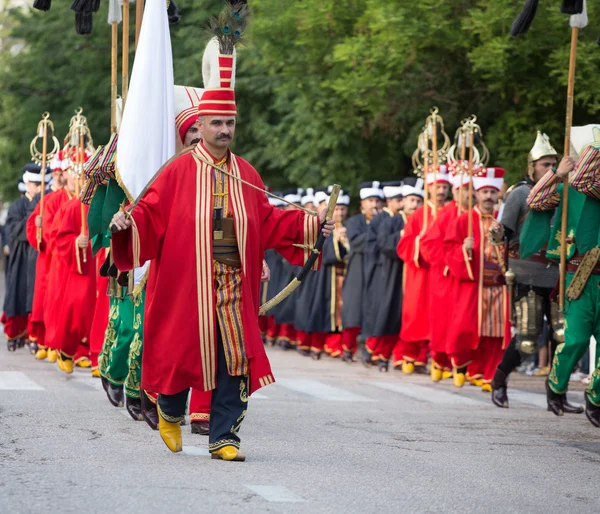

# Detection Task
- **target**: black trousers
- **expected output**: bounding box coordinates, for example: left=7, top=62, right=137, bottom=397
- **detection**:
left=158, top=329, right=248, bottom=452
left=498, top=284, right=557, bottom=377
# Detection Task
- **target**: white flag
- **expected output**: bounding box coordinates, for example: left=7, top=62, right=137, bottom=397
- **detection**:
left=116, top=0, right=175, bottom=202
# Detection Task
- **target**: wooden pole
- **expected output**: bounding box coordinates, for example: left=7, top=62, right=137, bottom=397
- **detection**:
left=467, top=128, right=474, bottom=260
left=422, top=131, right=429, bottom=232
left=135, top=0, right=144, bottom=49
left=111, top=21, right=118, bottom=134
left=559, top=27, right=578, bottom=312
left=458, top=127, right=466, bottom=216
left=432, top=112, right=438, bottom=218
left=37, top=117, right=49, bottom=248
left=122, top=0, right=130, bottom=106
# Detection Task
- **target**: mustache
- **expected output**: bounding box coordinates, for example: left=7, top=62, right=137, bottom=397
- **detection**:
left=217, top=134, right=231, bottom=140
left=190, top=138, right=201, bottom=145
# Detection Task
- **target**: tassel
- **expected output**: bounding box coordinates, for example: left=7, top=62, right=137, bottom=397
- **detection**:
left=560, top=0, right=584, bottom=15
left=33, top=0, right=52, bottom=11
left=510, top=0, right=539, bottom=37
left=167, top=0, right=181, bottom=24
left=75, top=12, right=94, bottom=34
left=570, top=0, right=588, bottom=29
left=107, top=0, right=122, bottom=24
left=71, top=0, right=101, bottom=13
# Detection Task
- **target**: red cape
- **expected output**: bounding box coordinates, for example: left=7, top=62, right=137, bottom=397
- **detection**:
left=26, top=189, right=72, bottom=324
left=420, top=201, right=458, bottom=357
left=397, top=204, right=432, bottom=343
left=113, top=144, right=321, bottom=395
left=44, top=198, right=96, bottom=355
left=443, top=207, right=511, bottom=353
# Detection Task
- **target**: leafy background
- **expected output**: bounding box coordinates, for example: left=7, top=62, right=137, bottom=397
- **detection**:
left=0, top=0, right=599, bottom=199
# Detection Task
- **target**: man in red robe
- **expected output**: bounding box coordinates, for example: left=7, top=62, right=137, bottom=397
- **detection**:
left=419, top=167, right=473, bottom=382
left=44, top=167, right=96, bottom=374
left=443, top=168, right=511, bottom=391
left=26, top=154, right=69, bottom=360
left=394, top=167, right=450, bottom=374
left=111, top=58, right=334, bottom=461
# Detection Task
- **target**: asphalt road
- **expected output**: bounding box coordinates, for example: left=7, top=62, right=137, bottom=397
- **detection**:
left=1, top=334, right=599, bottom=514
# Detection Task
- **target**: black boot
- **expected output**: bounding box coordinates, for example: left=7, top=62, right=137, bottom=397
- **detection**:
left=16, top=339, right=25, bottom=349
left=141, top=393, right=159, bottom=431
left=28, top=341, right=38, bottom=355
left=361, top=347, right=373, bottom=368
left=280, top=339, right=291, bottom=351
left=546, top=379, right=564, bottom=417
left=342, top=350, right=354, bottom=363
left=491, top=368, right=509, bottom=408
left=310, top=350, right=322, bottom=360
left=126, top=396, right=144, bottom=421
left=378, top=360, right=389, bottom=373
left=101, top=376, right=109, bottom=393
left=106, top=382, right=124, bottom=408
left=191, top=421, right=210, bottom=436
left=585, top=394, right=600, bottom=428
left=563, top=395, right=584, bottom=414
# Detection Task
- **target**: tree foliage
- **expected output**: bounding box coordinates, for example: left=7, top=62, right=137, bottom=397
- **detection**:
left=1, top=0, right=599, bottom=199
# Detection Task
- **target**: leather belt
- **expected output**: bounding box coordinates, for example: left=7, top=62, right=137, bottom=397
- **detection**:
left=212, top=217, right=241, bottom=269
left=567, top=258, right=600, bottom=275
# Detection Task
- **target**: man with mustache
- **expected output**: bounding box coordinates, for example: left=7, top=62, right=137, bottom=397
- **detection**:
left=443, top=168, right=511, bottom=391
left=110, top=39, right=335, bottom=460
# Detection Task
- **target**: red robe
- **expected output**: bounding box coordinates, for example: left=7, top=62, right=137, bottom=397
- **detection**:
left=397, top=205, right=432, bottom=347
left=113, top=144, right=321, bottom=395
left=443, top=206, right=511, bottom=358
left=44, top=198, right=96, bottom=356
left=419, top=200, right=458, bottom=368
left=26, top=188, right=72, bottom=346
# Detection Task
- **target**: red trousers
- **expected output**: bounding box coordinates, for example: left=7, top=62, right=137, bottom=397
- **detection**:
left=265, top=317, right=279, bottom=344
left=393, top=339, right=429, bottom=366
left=296, top=330, right=311, bottom=351
left=189, top=388, right=212, bottom=423
left=89, top=275, right=110, bottom=369
left=278, top=324, right=297, bottom=346
left=341, top=327, right=360, bottom=354
left=477, top=336, right=504, bottom=383
left=430, top=350, right=451, bottom=370
left=74, top=342, right=90, bottom=363
left=29, top=320, right=45, bottom=348
left=324, top=333, right=343, bottom=357
left=2, top=313, right=28, bottom=341
left=258, top=315, right=268, bottom=335
left=310, top=332, right=327, bottom=353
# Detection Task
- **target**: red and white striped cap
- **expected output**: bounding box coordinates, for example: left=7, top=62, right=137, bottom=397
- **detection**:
left=472, top=167, right=506, bottom=191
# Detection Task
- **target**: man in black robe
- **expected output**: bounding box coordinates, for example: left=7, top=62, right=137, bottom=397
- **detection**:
left=367, top=182, right=406, bottom=371
left=3, top=165, right=46, bottom=351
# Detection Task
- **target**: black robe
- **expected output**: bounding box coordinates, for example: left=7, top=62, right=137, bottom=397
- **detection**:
left=306, top=235, right=347, bottom=333
left=4, top=194, right=38, bottom=317
left=273, top=259, right=301, bottom=325
left=264, top=249, right=284, bottom=315
left=341, top=213, right=368, bottom=329
left=361, top=210, right=392, bottom=336
left=370, top=213, right=405, bottom=336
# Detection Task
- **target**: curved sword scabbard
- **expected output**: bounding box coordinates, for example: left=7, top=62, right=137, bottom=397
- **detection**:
left=259, top=184, right=341, bottom=316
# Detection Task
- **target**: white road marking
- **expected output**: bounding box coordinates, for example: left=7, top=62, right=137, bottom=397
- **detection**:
left=509, top=390, right=547, bottom=409
left=183, top=446, right=210, bottom=457
left=275, top=379, right=371, bottom=402
left=0, top=371, right=44, bottom=391
left=245, top=485, right=305, bottom=503
left=368, top=381, right=485, bottom=406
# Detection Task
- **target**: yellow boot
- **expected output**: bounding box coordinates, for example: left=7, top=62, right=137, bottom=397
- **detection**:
left=211, top=445, right=246, bottom=462
left=453, top=371, right=465, bottom=388
left=430, top=366, right=443, bottom=383
left=402, top=361, right=415, bottom=375
left=470, top=378, right=484, bottom=387
left=47, top=349, right=58, bottom=363
left=481, top=383, right=492, bottom=393
left=75, top=357, right=92, bottom=368
left=91, top=368, right=101, bottom=378
left=442, top=370, right=453, bottom=380
left=35, top=348, right=48, bottom=361
left=157, top=406, right=183, bottom=453
left=57, top=354, right=74, bottom=374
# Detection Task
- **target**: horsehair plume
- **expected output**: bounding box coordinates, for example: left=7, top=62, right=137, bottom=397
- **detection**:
left=33, top=0, right=52, bottom=11
left=167, top=0, right=181, bottom=24
left=207, top=1, right=250, bottom=55
left=75, top=12, right=94, bottom=34
left=510, top=0, right=539, bottom=37
left=569, top=0, right=588, bottom=29
left=71, top=0, right=101, bottom=13
left=560, top=0, right=584, bottom=15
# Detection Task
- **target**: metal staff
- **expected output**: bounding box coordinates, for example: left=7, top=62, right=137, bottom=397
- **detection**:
left=29, top=112, right=60, bottom=249
left=430, top=108, right=438, bottom=217
left=467, top=123, right=475, bottom=260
